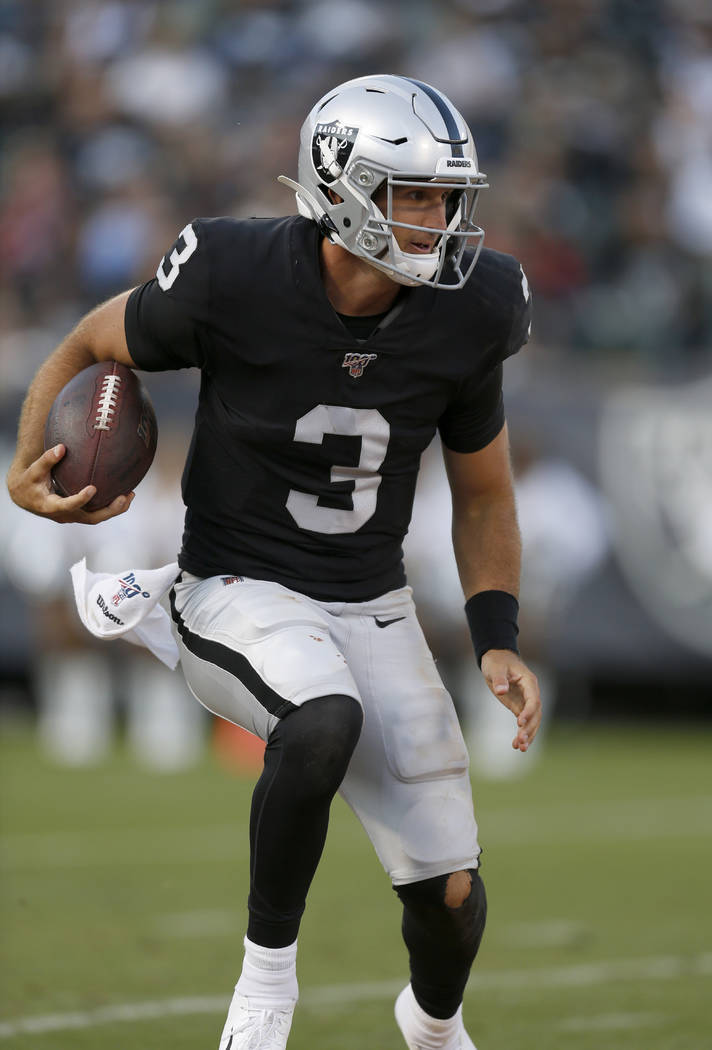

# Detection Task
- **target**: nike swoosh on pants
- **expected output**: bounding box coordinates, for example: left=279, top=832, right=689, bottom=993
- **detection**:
left=374, top=616, right=406, bottom=628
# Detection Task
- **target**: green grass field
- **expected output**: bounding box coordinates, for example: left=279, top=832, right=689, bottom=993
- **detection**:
left=1, top=717, right=710, bottom=1050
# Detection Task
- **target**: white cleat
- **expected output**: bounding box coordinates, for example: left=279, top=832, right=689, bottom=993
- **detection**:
left=395, top=985, right=477, bottom=1050
left=219, top=993, right=296, bottom=1050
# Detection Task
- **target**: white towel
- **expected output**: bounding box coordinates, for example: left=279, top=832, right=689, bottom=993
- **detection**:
left=70, top=558, right=180, bottom=669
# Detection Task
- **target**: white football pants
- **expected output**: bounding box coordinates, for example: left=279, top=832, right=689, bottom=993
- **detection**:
left=170, top=573, right=480, bottom=885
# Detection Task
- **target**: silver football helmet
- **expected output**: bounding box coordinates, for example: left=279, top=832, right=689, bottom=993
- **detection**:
left=278, top=74, right=488, bottom=289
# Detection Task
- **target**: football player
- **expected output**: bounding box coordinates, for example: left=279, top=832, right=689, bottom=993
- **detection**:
left=8, top=75, right=542, bottom=1050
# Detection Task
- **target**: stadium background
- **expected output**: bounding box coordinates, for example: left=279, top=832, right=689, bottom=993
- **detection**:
left=0, top=2, right=710, bottom=1048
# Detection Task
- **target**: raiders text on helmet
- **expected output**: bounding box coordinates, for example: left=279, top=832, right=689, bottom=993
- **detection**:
left=278, top=75, right=488, bottom=289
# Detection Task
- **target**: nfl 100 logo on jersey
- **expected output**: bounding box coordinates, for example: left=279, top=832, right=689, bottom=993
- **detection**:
left=342, top=352, right=377, bottom=378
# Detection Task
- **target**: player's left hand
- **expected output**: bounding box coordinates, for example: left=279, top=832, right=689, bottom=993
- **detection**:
left=480, top=650, right=542, bottom=752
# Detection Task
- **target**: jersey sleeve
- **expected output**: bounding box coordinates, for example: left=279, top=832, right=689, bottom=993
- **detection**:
left=124, top=220, right=211, bottom=371
left=438, top=362, right=505, bottom=453
left=438, top=259, right=532, bottom=453
left=503, top=263, right=532, bottom=362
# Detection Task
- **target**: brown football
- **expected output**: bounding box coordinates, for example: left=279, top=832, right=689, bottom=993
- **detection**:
left=44, top=361, right=158, bottom=510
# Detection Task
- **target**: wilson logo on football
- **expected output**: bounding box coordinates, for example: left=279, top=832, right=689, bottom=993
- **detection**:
left=342, top=352, right=377, bottom=378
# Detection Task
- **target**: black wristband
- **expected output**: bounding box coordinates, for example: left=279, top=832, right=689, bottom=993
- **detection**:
left=465, top=590, right=520, bottom=667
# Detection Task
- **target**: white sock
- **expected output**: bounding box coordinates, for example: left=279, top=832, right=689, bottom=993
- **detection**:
left=234, top=936, right=298, bottom=1008
left=404, top=985, right=464, bottom=1047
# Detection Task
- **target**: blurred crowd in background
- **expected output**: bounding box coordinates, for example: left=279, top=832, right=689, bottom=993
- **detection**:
left=1, top=0, right=711, bottom=770
left=2, top=0, right=711, bottom=379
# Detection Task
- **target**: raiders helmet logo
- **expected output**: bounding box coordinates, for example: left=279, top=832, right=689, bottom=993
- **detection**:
left=312, top=122, right=359, bottom=183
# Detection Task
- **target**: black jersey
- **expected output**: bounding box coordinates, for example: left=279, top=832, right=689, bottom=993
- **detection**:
left=124, top=216, right=530, bottom=601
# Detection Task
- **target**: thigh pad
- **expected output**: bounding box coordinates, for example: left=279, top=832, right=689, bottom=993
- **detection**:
left=173, top=575, right=361, bottom=709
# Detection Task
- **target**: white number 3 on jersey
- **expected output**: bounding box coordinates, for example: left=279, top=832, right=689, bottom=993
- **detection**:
left=156, top=223, right=198, bottom=290
left=287, top=405, right=390, bottom=534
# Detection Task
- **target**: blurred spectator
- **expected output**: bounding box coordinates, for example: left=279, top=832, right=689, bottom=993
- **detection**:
left=1, top=0, right=710, bottom=416
left=0, top=0, right=709, bottom=378
left=0, top=135, right=75, bottom=318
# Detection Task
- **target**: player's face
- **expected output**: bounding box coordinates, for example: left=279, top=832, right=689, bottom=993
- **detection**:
left=373, top=184, right=453, bottom=256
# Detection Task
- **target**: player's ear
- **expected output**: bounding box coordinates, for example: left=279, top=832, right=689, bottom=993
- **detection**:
left=327, top=189, right=343, bottom=205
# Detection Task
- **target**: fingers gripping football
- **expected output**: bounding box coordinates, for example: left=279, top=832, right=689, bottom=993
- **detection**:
left=9, top=445, right=134, bottom=524
left=480, top=650, right=542, bottom=752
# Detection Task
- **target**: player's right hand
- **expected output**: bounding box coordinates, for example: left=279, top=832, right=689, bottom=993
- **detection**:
left=6, top=445, right=134, bottom=525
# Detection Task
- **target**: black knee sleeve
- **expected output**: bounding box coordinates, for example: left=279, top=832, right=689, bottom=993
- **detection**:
left=395, top=868, right=487, bottom=1019
left=247, top=695, right=362, bottom=947
left=272, top=692, right=363, bottom=800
